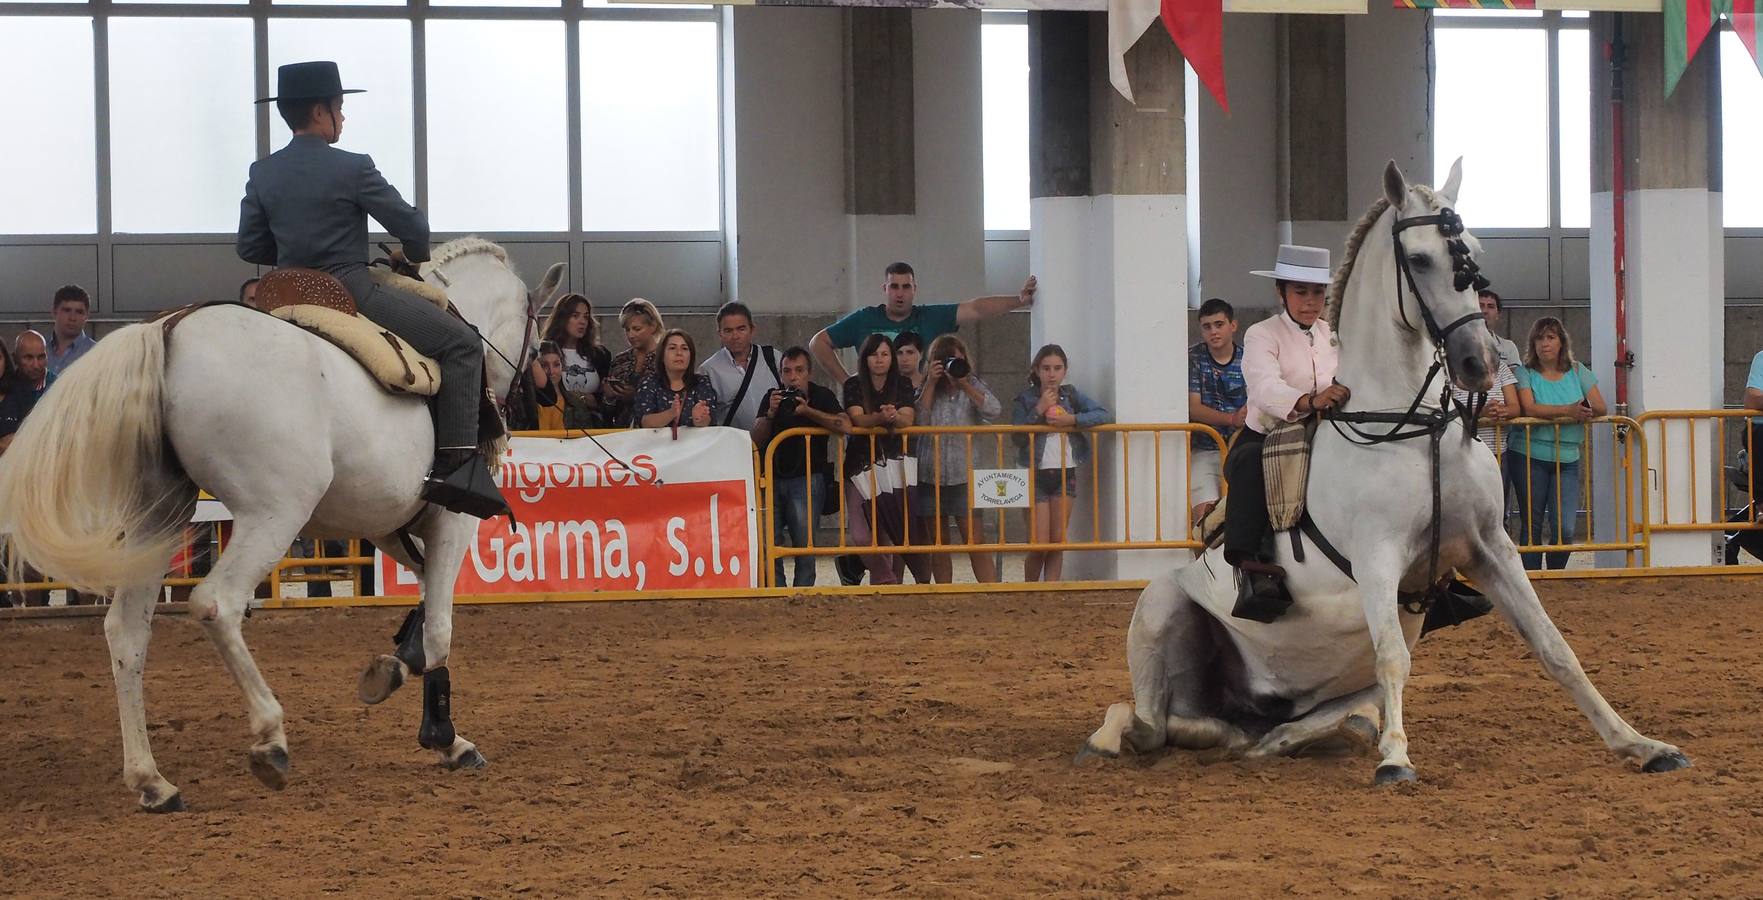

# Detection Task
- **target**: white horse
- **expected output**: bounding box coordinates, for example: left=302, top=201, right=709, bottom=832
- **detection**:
left=0, top=238, right=564, bottom=812
left=1080, top=161, right=1689, bottom=783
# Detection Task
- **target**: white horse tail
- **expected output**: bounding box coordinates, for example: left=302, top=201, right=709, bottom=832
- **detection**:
left=0, top=321, right=193, bottom=595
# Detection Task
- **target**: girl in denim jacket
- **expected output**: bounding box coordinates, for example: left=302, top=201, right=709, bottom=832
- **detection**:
left=1010, top=344, right=1111, bottom=581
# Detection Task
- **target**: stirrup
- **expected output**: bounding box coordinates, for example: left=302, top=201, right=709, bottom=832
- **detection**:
left=422, top=452, right=509, bottom=519
left=1230, top=562, right=1293, bottom=624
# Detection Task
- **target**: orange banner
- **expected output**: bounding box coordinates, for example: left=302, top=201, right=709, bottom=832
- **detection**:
left=376, top=428, right=758, bottom=595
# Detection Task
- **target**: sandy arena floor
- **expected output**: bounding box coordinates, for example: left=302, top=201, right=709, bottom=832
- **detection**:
left=2, top=577, right=1760, bottom=898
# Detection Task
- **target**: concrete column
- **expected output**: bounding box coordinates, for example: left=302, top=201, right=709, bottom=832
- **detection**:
left=1029, top=12, right=1188, bottom=580
left=1276, top=14, right=1349, bottom=252
left=1588, top=12, right=1724, bottom=566
left=844, top=9, right=986, bottom=313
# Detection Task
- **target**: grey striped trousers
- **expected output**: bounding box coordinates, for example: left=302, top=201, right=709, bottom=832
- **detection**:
left=340, top=268, right=483, bottom=449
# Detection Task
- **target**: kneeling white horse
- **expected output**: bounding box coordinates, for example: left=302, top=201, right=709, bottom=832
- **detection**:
left=0, top=238, right=564, bottom=812
left=1081, top=161, right=1689, bottom=783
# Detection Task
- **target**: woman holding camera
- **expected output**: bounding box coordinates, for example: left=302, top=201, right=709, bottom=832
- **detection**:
left=913, top=334, right=1001, bottom=583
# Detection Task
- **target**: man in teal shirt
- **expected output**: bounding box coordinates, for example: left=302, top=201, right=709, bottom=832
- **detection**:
left=808, top=261, right=1037, bottom=383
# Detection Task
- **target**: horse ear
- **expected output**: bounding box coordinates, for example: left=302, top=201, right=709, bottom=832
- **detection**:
left=534, top=262, right=567, bottom=307
left=1383, top=160, right=1408, bottom=209
left=1439, top=157, right=1464, bottom=206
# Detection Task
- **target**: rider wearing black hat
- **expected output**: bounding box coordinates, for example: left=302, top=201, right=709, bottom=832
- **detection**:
left=237, top=61, right=507, bottom=519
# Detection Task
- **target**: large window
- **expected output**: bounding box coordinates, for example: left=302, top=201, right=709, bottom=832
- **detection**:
left=0, top=4, right=721, bottom=239
left=0, top=18, right=96, bottom=234
left=1433, top=26, right=1550, bottom=227
left=427, top=20, right=569, bottom=232
left=1723, top=29, right=1763, bottom=227
left=109, top=17, right=257, bottom=233
left=579, top=19, right=721, bottom=232
left=981, top=13, right=1029, bottom=232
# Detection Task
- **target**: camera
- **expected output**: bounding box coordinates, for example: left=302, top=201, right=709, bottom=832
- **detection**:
left=774, top=388, right=804, bottom=416
left=941, top=357, right=971, bottom=380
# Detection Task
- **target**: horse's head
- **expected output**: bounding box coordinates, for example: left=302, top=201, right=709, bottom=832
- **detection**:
left=423, top=238, right=567, bottom=398
left=1381, top=159, right=1499, bottom=394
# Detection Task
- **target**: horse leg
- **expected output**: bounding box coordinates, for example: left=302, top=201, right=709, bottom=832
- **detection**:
left=357, top=532, right=426, bottom=705
left=1243, top=686, right=1383, bottom=760
left=104, top=579, right=183, bottom=812
left=188, top=515, right=302, bottom=791
left=1079, top=571, right=1247, bottom=761
left=411, top=515, right=485, bottom=771
left=1355, top=553, right=1419, bottom=785
left=1462, top=548, right=1689, bottom=772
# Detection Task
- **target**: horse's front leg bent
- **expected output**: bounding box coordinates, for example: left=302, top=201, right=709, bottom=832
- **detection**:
left=105, top=580, right=183, bottom=812
left=414, top=514, right=485, bottom=771
left=1356, top=554, right=1419, bottom=785
left=357, top=532, right=428, bottom=706
left=1463, top=545, right=1690, bottom=773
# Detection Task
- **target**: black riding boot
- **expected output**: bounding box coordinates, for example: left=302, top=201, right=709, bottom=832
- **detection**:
left=422, top=448, right=510, bottom=519
left=1230, top=532, right=1293, bottom=623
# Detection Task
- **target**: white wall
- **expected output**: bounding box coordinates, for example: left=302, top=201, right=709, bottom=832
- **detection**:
left=1345, top=3, right=1433, bottom=214
left=730, top=7, right=852, bottom=315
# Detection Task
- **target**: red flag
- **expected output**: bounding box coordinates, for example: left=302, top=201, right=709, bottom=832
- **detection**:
left=1161, top=0, right=1228, bottom=114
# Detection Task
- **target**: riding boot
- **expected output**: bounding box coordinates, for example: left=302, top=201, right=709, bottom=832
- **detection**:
left=422, top=448, right=511, bottom=519
left=1231, top=529, right=1293, bottom=623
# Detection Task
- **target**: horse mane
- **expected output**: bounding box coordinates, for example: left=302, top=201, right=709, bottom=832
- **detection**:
left=1325, top=184, right=1439, bottom=333
left=428, top=236, right=512, bottom=271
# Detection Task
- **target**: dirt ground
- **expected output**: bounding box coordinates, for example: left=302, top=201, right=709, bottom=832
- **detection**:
left=2, top=577, right=1761, bottom=898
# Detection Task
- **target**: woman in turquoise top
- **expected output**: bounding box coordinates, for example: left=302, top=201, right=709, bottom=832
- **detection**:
left=1508, top=317, right=1606, bottom=570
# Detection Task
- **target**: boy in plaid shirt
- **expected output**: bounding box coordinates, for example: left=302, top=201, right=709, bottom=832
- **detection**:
left=1188, top=298, right=1247, bottom=525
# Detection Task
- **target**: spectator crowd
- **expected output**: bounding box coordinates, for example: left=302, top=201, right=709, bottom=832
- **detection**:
left=15, top=259, right=1756, bottom=599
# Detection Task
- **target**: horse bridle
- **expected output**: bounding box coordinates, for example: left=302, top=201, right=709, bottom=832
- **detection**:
left=1325, top=204, right=1492, bottom=612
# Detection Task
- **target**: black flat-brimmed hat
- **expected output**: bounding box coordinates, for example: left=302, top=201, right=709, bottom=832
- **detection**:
left=254, top=61, right=364, bottom=104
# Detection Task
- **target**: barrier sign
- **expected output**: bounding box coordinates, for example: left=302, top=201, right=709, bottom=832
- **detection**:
left=376, top=427, right=758, bottom=594
left=973, top=468, right=1032, bottom=508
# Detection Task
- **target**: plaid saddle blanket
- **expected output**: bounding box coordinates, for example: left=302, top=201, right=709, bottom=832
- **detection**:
left=1262, top=417, right=1318, bottom=531
left=1195, top=418, right=1318, bottom=547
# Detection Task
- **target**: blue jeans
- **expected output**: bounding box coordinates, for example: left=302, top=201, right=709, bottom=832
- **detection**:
left=772, top=474, right=824, bottom=587
left=1505, top=450, right=1582, bottom=571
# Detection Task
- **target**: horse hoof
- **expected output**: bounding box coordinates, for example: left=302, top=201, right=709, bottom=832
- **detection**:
left=1072, top=742, right=1118, bottom=766
left=1342, top=715, right=1380, bottom=755
left=445, top=747, right=488, bottom=771
left=1373, top=764, right=1418, bottom=786
left=142, top=791, right=185, bottom=814
left=1642, top=751, right=1692, bottom=774
left=248, top=745, right=290, bottom=790
left=357, top=655, right=406, bottom=705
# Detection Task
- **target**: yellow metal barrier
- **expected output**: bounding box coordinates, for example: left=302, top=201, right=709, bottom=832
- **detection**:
left=758, top=423, right=1226, bottom=587
left=1633, top=410, right=1762, bottom=534
left=1492, top=416, right=1648, bottom=573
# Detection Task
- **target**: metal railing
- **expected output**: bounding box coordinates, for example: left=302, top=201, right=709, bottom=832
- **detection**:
left=757, top=423, right=1225, bottom=587
left=16, top=411, right=1763, bottom=610
left=1492, top=416, right=1649, bottom=570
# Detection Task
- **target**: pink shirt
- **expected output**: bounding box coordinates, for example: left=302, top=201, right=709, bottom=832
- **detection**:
left=1241, top=312, right=1339, bottom=435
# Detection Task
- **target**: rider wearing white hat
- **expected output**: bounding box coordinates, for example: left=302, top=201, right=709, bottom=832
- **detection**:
left=1224, top=244, right=1350, bottom=623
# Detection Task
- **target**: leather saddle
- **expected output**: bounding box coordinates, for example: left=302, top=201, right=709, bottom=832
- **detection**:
left=255, top=268, right=440, bottom=397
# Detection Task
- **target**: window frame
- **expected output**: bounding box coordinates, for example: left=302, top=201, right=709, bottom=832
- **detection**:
left=0, top=0, right=725, bottom=313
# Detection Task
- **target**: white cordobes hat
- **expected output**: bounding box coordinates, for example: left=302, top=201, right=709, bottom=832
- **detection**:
left=1250, top=244, right=1332, bottom=285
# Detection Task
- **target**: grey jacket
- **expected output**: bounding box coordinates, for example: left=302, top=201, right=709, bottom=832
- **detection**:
left=236, top=134, right=430, bottom=277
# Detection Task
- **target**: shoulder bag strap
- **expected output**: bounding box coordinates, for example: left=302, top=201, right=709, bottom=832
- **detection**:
left=722, top=351, right=761, bottom=427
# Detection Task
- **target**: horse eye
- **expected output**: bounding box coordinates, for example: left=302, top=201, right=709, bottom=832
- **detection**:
left=1406, top=253, right=1430, bottom=269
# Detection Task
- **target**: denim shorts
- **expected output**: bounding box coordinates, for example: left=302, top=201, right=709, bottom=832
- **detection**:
left=1033, top=467, right=1080, bottom=498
